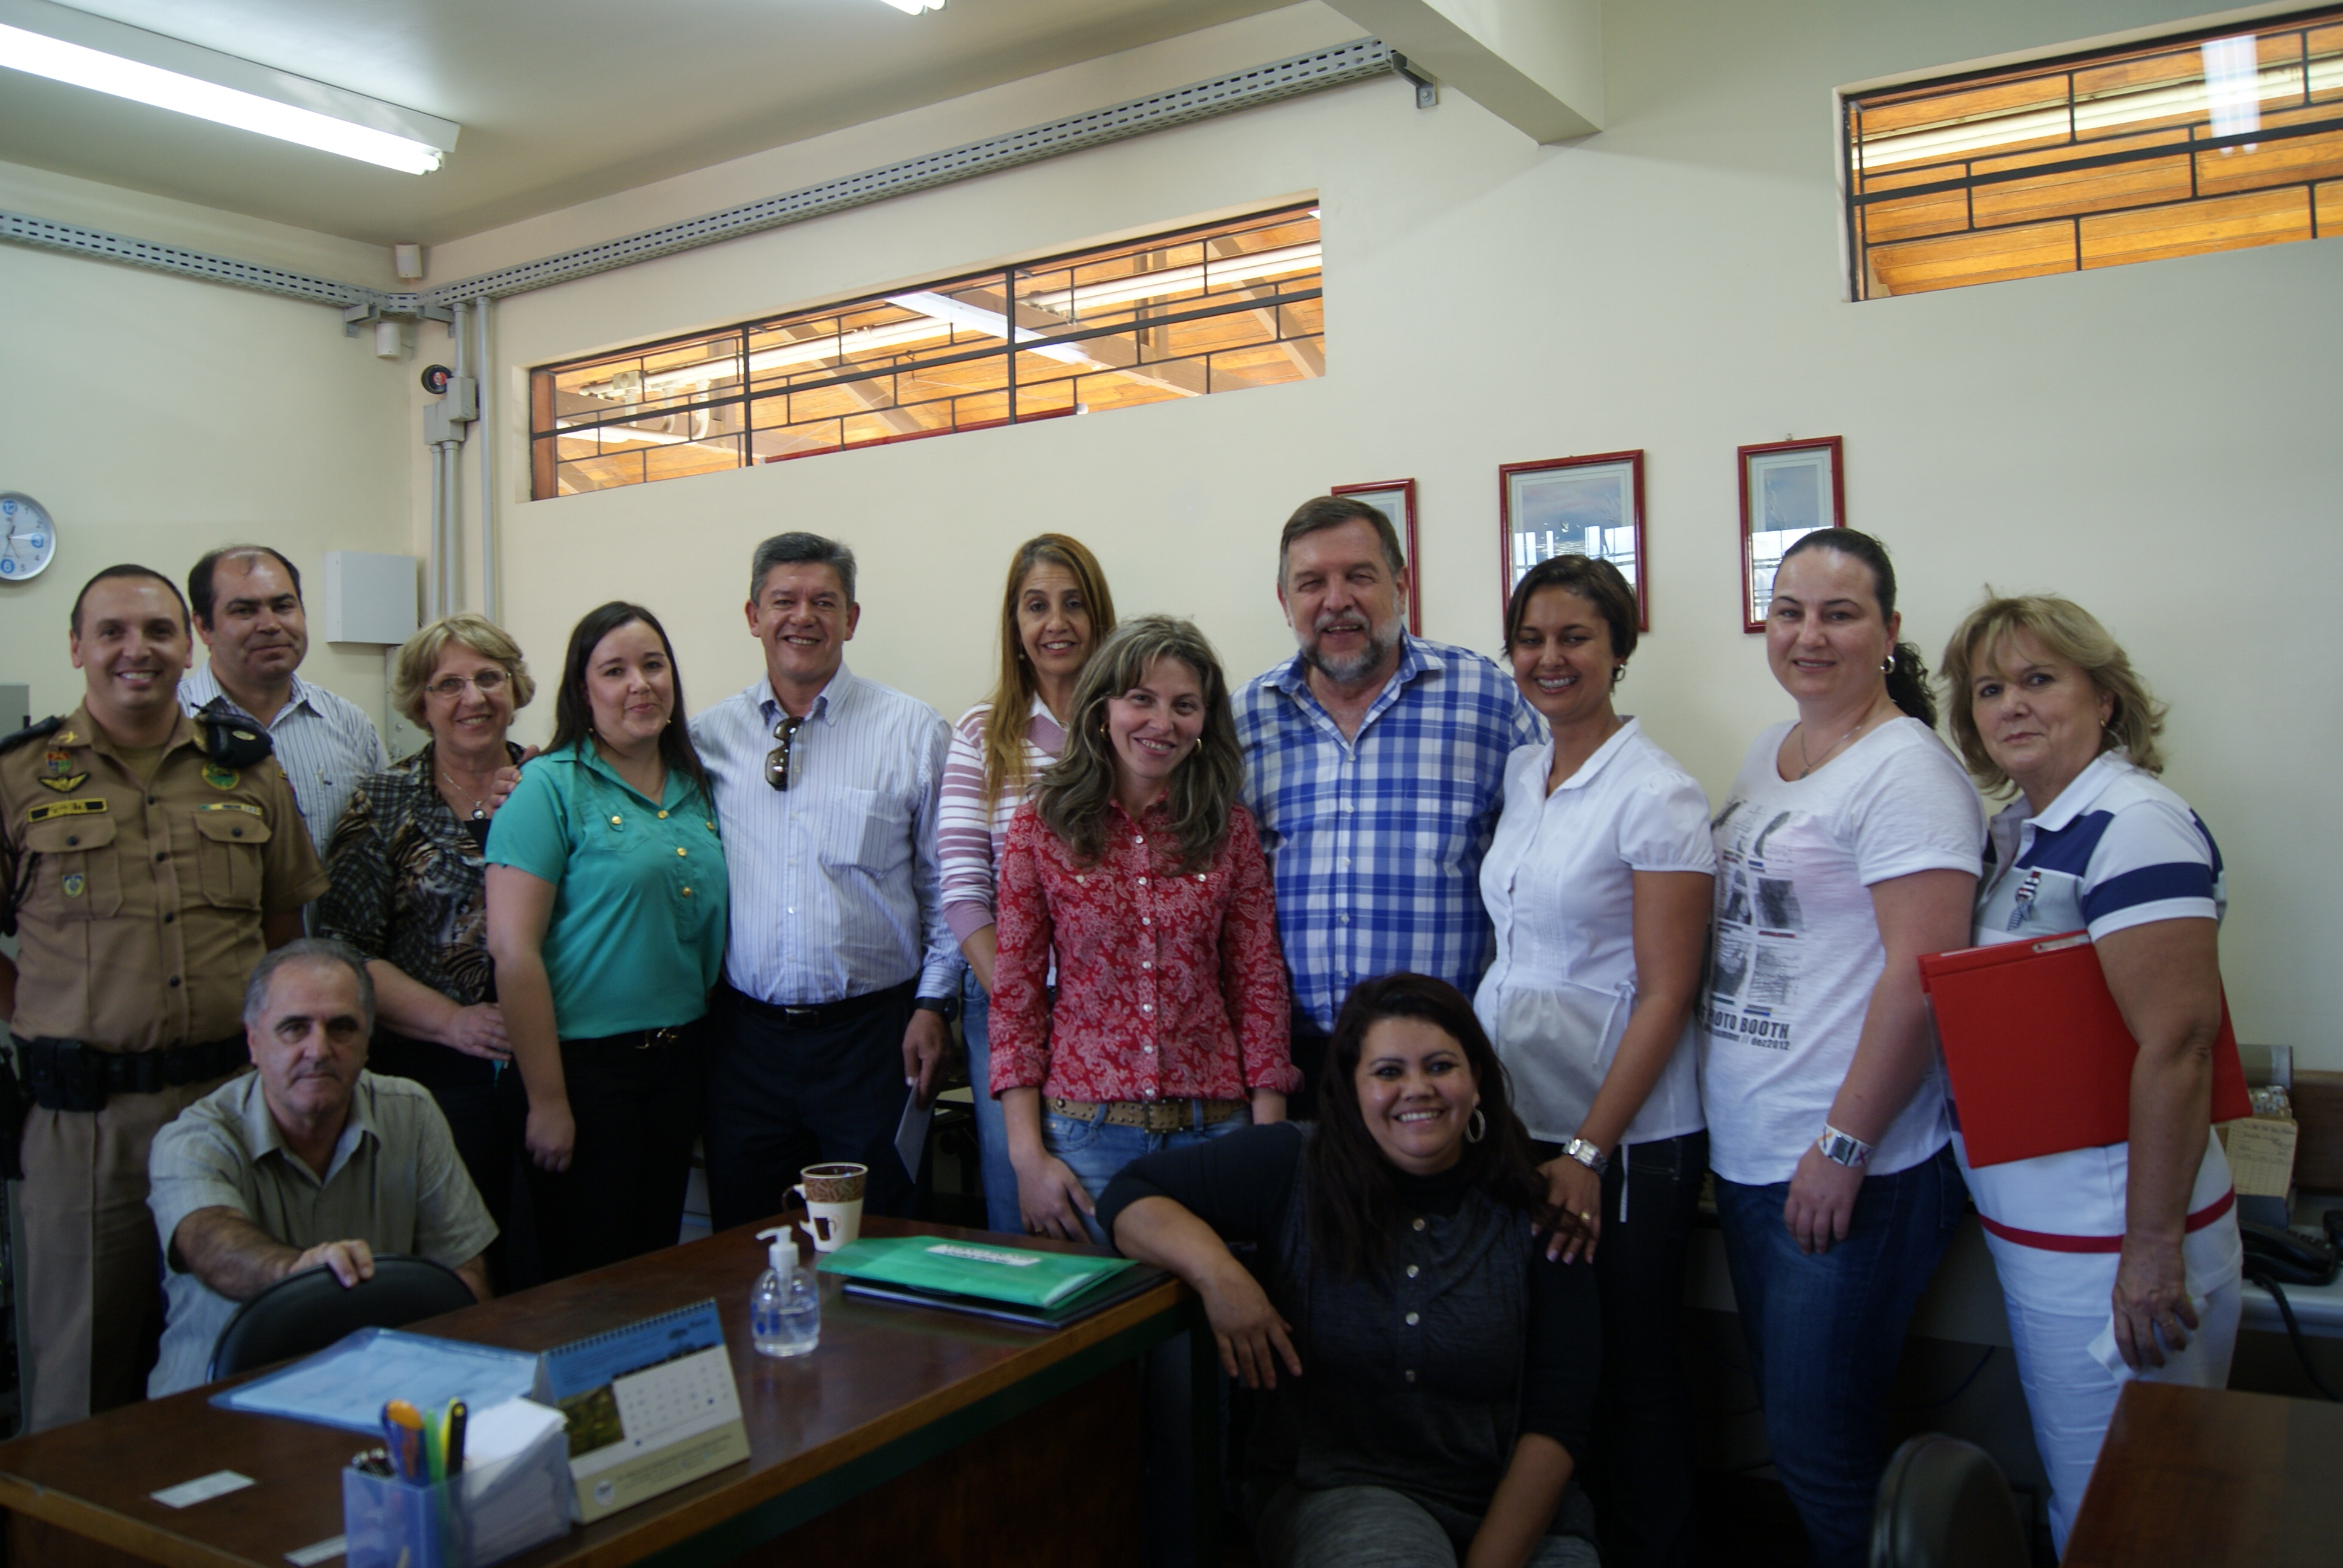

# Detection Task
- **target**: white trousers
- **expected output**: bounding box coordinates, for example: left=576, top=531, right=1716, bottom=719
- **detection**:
left=1985, top=1234, right=2241, bottom=1557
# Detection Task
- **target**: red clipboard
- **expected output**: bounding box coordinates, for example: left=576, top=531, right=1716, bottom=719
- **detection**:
left=1918, top=929, right=2251, bottom=1168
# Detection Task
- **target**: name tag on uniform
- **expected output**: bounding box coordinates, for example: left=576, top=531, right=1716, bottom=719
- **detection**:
left=27, top=798, right=108, bottom=822
left=197, top=802, right=264, bottom=816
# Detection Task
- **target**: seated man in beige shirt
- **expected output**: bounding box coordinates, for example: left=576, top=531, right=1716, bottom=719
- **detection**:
left=146, top=939, right=496, bottom=1397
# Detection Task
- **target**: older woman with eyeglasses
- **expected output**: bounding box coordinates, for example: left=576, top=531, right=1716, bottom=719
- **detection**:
left=320, top=614, right=535, bottom=1268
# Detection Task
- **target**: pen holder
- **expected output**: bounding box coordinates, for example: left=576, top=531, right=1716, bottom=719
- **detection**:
left=343, top=1468, right=468, bottom=1568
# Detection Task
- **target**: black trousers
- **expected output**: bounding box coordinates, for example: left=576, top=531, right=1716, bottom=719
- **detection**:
left=703, top=982, right=918, bottom=1233
left=1536, top=1129, right=1708, bottom=1568
left=525, top=1025, right=707, bottom=1282
left=369, top=1034, right=527, bottom=1287
left=1286, top=1004, right=1332, bottom=1122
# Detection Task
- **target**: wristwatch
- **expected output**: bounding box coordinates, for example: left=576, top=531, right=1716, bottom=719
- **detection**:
left=1562, top=1137, right=1610, bottom=1175
left=1816, top=1125, right=1873, bottom=1169
left=914, top=995, right=960, bottom=1024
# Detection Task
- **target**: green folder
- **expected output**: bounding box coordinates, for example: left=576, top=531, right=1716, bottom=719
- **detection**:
left=816, top=1236, right=1133, bottom=1308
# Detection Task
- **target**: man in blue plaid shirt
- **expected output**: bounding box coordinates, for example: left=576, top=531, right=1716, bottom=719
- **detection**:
left=1236, top=496, right=1541, bottom=1108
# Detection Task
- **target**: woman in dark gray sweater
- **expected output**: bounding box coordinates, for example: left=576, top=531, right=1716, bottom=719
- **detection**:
left=1101, top=973, right=1601, bottom=1568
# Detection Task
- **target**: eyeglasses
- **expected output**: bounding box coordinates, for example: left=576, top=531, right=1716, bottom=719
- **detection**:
left=765, top=714, right=805, bottom=791
left=425, top=670, right=512, bottom=699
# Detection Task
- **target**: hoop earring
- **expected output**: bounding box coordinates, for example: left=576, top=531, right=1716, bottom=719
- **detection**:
left=1466, top=1107, right=1487, bottom=1144
left=1610, top=662, right=1627, bottom=688
left=1881, top=653, right=1896, bottom=675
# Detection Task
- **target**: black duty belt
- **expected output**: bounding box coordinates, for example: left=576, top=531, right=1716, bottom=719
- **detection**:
left=9, top=1033, right=249, bottom=1113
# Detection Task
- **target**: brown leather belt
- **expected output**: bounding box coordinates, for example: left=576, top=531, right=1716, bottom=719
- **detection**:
left=1046, top=1096, right=1245, bottom=1134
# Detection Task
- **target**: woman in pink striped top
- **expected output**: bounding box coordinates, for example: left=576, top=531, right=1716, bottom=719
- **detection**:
left=939, top=535, right=1118, bottom=1232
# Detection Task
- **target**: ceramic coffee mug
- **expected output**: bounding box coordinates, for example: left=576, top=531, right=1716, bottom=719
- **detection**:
left=793, top=1162, right=868, bottom=1251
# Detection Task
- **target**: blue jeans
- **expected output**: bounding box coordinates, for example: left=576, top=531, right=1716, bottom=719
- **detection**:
left=960, top=970, right=1024, bottom=1235
left=1712, top=1143, right=1965, bottom=1568
left=1044, top=1100, right=1251, bottom=1246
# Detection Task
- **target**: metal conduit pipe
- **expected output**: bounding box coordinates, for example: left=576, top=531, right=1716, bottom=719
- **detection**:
left=427, top=442, right=447, bottom=619
left=449, top=298, right=470, bottom=615
left=474, top=296, right=496, bottom=622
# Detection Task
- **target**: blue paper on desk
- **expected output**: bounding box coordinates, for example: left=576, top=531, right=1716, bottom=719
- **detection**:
left=211, top=1326, right=540, bottom=1432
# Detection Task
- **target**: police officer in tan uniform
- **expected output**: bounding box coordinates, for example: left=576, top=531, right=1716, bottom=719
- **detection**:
left=1, top=564, right=327, bottom=1430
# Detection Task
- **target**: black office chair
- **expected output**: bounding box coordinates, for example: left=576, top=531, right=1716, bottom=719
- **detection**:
left=208, top=1255, right=478, bottom=1382
left=1869, top=1433, right=2030, bottom=1568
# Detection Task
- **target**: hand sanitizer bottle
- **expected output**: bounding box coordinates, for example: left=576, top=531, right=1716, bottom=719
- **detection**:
left=752, top=1227, right=820, bottom=1357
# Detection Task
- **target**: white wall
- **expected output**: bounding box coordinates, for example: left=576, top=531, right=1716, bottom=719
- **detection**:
left=439, top=0, right=2341, bottom=1059
left=8, top=1, right=2332, bottom=1059
left=0, top=160, right=415, bottom=732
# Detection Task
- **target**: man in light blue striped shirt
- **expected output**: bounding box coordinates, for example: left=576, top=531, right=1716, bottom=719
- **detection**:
left=178, top=546, right=388, bottom=851
left=690, top=532, right=959, bottom=1225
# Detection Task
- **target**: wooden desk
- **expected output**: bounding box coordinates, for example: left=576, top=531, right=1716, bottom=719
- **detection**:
left=0, top=1218, right=1202, bottom=1568
left=2062, top=1382, right=2343, bottom=1567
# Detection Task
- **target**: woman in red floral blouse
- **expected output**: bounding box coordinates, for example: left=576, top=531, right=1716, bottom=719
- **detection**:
left=991, top=616, right=1300, bottom=1242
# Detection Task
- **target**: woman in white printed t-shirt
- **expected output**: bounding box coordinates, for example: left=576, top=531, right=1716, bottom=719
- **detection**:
left=1474, top=555, right=1714, bottom=1568
left=1699, top=529, right=1984, bottom=1568
left=1939, top=591, right=2241, bottom=1555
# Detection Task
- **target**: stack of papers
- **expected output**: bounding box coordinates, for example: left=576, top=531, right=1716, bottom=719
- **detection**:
left=209, top=1328, right=540, bottom=1433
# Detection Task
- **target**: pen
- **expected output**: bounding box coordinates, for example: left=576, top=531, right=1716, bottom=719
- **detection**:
left=444, top=1401, right=468, bottom=1478
left=384, top=1400, right=425, bottom=1481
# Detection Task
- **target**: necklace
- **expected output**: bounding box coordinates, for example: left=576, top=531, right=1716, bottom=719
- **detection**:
left=439, top=766, right=493, bottom=822
left=1795, top=698, right=1890, bottom=779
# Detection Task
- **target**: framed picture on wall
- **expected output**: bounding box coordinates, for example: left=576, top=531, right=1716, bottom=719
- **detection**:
left=1498, top=451, right=1648, bottom=631
left=1739, top=437, right=1844, bottom=632
left=1330, top=479, right=1421, bottom=633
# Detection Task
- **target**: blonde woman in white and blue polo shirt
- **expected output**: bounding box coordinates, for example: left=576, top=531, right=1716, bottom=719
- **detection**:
left=1940, top=592, right=2241, bottom=1556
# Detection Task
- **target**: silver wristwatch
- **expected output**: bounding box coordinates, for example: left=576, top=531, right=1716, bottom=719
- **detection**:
left=1562, top=1137, right=1610, bottom=1175
left=1816, top=1125, right=1873, bottom=1169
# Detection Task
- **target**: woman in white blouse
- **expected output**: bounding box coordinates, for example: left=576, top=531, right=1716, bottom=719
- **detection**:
left=936, top=535, right=1116, bottom=1232
left=1474, top=554, right=1715, bottom=1568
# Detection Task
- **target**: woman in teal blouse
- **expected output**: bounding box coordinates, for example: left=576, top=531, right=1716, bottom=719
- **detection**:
left=486, top=601, right=727, bottom=1281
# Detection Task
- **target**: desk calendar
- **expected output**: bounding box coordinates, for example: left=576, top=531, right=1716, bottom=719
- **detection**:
left=533, top=1299, right=750, bottom=1523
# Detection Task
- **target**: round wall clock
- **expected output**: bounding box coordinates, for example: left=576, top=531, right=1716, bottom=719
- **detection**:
left=0, top=493, right=56, bottom=582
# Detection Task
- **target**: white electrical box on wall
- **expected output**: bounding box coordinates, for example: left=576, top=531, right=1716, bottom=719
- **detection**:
left=321, top=552, right=420, bottom=645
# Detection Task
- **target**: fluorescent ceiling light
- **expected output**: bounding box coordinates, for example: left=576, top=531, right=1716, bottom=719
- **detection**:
left=876, top=0, right=946, bottom=14
left=597, top=294, right=1100, bottom=398
left=585, top=243, right=1325, bottom=402
left=1020, top=242, right=1322, bottom=315
left=0, top=5, right=457, bottom=174
left=1858, top=51, right=2342, bottom=171
left=886, top=292, right=1098, bottom=365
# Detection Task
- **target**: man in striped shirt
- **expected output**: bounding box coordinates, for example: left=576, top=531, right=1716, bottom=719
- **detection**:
left=1235, top=497, right=1540, bottom=1109
left=179, top=545, right=388, bottom=851
left=691, top=532, right=959, bottom=1226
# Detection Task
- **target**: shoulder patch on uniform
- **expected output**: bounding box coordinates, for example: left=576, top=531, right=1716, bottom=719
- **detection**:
left=28, top=797, right=108, bottom=822
left=0, top=716, right=64, bottom=756
left=200, top=719, right=275, bottom=769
